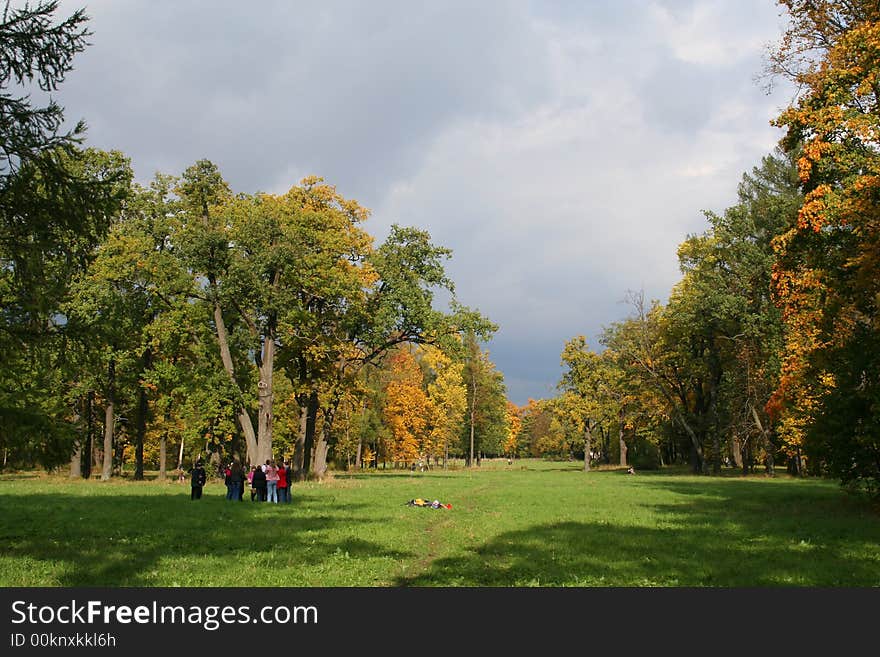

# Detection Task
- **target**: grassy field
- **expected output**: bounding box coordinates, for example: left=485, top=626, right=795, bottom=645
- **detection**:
left=1, top=460, right=878, bottom=587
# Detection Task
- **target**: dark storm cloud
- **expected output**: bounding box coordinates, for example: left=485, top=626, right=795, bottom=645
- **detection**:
left=61, top=1, right=552, bottom=202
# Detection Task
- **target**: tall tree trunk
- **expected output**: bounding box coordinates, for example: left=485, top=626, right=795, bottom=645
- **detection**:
left=583, top=423, right=592, bottom=472
left=750, top=403, right=774, bottom=476
left=312, top=401, right=339, bottom=478
left=212, top=298, right=258, bottom=462
left=177, top=434, right=185, bottom=471
left=83, top=390, right=94, bottom=479
left=677, top=415, right=704, bottom=473
left=601, top=426, right=611, bottom=464
left=69, top=397, right=82, bottom=478
left=101, top=401, right=114, bottom=480
left=301, top=391, right=319, bottom=479
left=468, top=372, right=477, bottom=467
left=101, top=359, right=115, bottom=481
left=134, top=347, right=152, bottom=480
left=713, top=431, right=722, bottom=475
left=159, top=410, right=170, bottom=480
left=294, top=401, right=307, bottom=476
left=618, top=410, right=628, bottom=467
left=354, top=400, right=365, bottom=469
left=113, top=441, right=124, bottom=476
left=257, top=327, right=275, bottom=465
left=159, top=431, right=167, bottom=480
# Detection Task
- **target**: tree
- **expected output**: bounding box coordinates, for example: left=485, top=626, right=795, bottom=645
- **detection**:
left=0, top=2, right=135, bottom=470
left=1, top=148, right=131, bottom=470
left=503, top=401, right=522, bottom=459
left=768, top=0, right=880, bottom=491
left=559, top=338, right=607, bottom=471
left=460, top=332, right=507, bottom=465
left=382, top=349, right=432, bottom=466
left=0, top=0, right=89, bottom=189
left=424, top=345, right=467, bottom=467
left=298, top=227, right=495, bottom=478
left=602, top=292, right=711, bottom=472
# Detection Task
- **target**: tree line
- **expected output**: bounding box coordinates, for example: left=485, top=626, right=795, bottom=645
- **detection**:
left=3, top=1, right=879, bottom=495
left=535, top=1, right=880, bottom=497
left=0, top=1, right=510, bottom=480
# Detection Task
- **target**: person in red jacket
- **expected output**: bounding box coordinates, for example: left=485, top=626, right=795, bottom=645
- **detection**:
left=277, top=460, right=288, bottom=503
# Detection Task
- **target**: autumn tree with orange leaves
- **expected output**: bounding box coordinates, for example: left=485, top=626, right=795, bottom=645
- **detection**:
left=768, top=0, right=880, bottom=491
left=383, top=350, right=434, bottom=466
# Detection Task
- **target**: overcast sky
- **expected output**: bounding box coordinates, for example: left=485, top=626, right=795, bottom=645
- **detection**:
left=55, top=0, right=794, bottom=404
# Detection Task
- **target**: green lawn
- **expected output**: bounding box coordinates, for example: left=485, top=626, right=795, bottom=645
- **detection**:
left=1, top=460, right=878, bottom=587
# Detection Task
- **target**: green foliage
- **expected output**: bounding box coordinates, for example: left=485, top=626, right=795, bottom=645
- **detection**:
left=587, top=150, right=802, bottom=475
left=0, top=0, right=90, bottom=187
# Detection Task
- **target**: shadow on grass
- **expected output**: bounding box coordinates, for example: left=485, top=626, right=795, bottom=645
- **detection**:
left=395, top=476, right=880, bottom=587
left=0, top=491, right=409, bottom=586
left=0, top=473, right=41, bottom=481
left=336, top=472, right=460, bottom=480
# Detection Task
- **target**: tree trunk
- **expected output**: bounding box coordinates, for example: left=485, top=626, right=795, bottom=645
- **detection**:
left=69, top=441, right=82, bottom=478
left=583, top=423, right=592, bottom=472
left=301, top=391, right=319, bottom=479
left=101, top=399, right=114, bottom=481
left=134, top=348, right=151, bottom=480
left=677, top=415, right=704, bottom=473
left=713, top=431, right=722, bottom=475
left=313, top=433, right=329, bottom=478
left=83, top=390, right=94, bottom=479
left=354, top=400, right=365, bottom=469
left=732, top=435, right=744, bottom=470
left=749, top=403, right=774, bottom=476
left=177, top=434, right=185, bottom=471
left=159, top=411, right=169, bottom=481
left=294, top=401, right=307, bottom=475
left=158, top=432, right=167, bottom=480
left=618, top=411, right=627, bottom=467
left=68, top=397, right=83, bottom=477
left=101, top=359, right=115, bottom=481
left=468, top=373, right=477, bottom=467
left=257, top=326, right=276, bottom=464
left=312, top=401, right=339, bottom=478
left=212, top=299, right=258, bottom=462
left=113, top=441, right=124, bottom=476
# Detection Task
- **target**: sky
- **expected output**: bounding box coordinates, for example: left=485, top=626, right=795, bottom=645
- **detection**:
left=54, top=0, right=795, bottom=405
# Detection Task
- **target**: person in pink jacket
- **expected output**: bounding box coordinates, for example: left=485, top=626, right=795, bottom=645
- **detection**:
left=265, top=459, right=280, bottom=503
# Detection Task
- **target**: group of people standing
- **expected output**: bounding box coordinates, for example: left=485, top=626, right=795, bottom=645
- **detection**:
left=246, top=460, right=292, bottom=503
left=189, top=458, right=293, bottom=504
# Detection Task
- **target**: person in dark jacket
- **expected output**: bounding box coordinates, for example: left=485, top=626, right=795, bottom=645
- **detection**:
left=251, top=464, right=267, bottom=502
left=227, top=460, right=244, bottom=501
left=190, top=459, right=207, bottom=500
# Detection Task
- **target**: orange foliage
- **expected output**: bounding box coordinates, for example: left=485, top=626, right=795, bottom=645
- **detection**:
left=382, top=350, right=434, bottom=465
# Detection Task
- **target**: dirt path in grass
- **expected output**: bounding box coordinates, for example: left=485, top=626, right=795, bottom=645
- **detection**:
left=398, top=481, right=492, bottom=584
